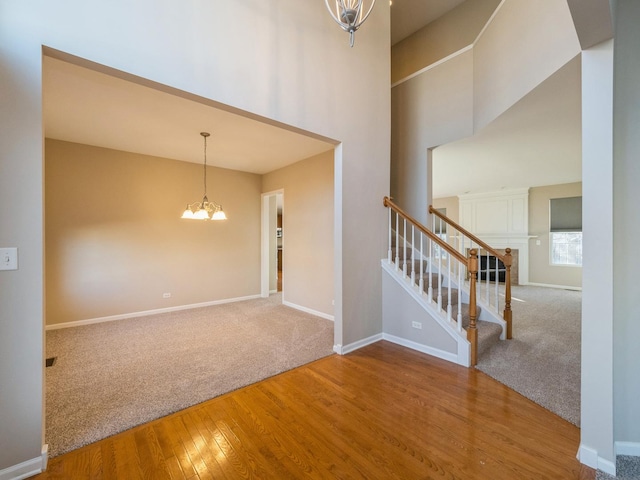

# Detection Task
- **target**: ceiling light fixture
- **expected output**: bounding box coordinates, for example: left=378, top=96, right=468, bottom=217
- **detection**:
left=181, top=132, right=227, bottom=221
left=324, top=0, right=376, bottom=47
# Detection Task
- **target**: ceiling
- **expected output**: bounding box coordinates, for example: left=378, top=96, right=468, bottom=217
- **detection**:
left=390, top=0, right=466, bottom=45
left=43, top=56, right=335, bottom=175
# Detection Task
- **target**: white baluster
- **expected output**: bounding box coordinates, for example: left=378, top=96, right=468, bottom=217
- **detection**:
left=411, top=225, right=416, bottom=284
left=436, top=239, right=442, bottom=311
left=495, top=254, right=500, bottom=310
left=387, top=207, right=392, bottom=263
left=395, top=212, right=399, bottom=270
left=485, top=251, right=490, bottom=305
left=428, top=235, right=433, bottom=301
left=446, top=244, right=452, bottom=321
left=419, top=232, right=424, bottom=294
left=403, top=219, right=407, bottom=277
left=457, top=260, right=463, bottom=329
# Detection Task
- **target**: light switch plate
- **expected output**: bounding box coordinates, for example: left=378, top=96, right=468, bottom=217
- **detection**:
left=0, top=248, right=18, bottom=271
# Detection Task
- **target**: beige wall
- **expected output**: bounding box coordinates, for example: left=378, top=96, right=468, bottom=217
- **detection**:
left=391, top=0, right=500, bottom=84
left=432, top=196, right=460, bottom=224
left=528, top=182, right=582, bottom=287
left=262, top=151, right=334, bottom=317
left=45, top=139, right=262, bottom=325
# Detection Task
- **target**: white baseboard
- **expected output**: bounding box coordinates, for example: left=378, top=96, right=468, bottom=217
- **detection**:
left=526, top=282, right=582, bottom=291
left=0, top=445, right=47, bottom=480
left=382, top=333, right=461, bottom=365
left=282, top=301, right=334, bottom=322
left=616, top=441, right=640, bottom=456
left=578, top=444, right=616, bottom=476
left=334, top=334, right=383, bottom=355
left=45, top=295, right=262, bottom=330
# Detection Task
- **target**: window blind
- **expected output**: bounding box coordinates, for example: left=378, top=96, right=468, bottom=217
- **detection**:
left=550, top=196, right=582, bottom=232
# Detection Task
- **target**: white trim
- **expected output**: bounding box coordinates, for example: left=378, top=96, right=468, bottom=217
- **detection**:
left=334, top=334, right=383, bottom=355
left=45, top=295, right=261, bottom=330
left=616, top=441, right=640, bottom=457
left=526, top=282, right=582, bottom=291
left=41, top=445, right=48, bottom=472
left=472, top=0, right=506, bottom=44
left=577, top=445, right=616, bottom=476
left=457, top=187, right=530, bottom=201
left=391, top=45, right=473, bottom=88
left=382, top=333, right=462, bottom=365
left=282, top=300, right=334, bottom=322
left=0, top=449, right=47, bottom=480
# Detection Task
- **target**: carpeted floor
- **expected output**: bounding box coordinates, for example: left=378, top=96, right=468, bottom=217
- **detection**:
left=476, top=285, right=581, bottom=426
left=45, top=294, right=334, bottom=457
left=597, top=456, right=640, bottom=480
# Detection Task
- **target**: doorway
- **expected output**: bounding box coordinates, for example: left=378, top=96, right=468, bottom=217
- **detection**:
left=261, top=190, right=284, bottom=298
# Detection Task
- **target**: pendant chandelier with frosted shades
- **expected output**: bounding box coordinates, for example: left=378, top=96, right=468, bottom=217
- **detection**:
left=181, top=132, right=227, bottom=221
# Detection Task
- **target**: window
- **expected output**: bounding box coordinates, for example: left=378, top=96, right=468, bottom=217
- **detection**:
left=549, top=196, right=582, bottom=266
left=550, top=232, right=582, bottom=266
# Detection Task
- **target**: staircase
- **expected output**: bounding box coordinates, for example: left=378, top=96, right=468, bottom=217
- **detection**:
left=382, top=197, right=512, bottom=367
left=392, top=245, right=503, bottom=359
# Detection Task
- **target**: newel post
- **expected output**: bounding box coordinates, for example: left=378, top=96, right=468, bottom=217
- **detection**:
left=503, top=248, right=513, bottom=340
left=468, top=249, right=478, bottom=366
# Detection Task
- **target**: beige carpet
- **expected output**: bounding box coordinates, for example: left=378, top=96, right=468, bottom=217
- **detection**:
left=476, top=285, right=581, bottom=426
left=45, top=294, right=334, bottom=457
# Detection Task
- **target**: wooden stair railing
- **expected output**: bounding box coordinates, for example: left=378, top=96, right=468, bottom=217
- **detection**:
left=384, top=197, right=480, bottom=366
left=429, top=205, right=513, bottom=339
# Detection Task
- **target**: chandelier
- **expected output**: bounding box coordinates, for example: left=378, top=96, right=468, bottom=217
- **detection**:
left=324, top=0, right=376, bottom=47
left=181, top=132, right=227, bottom=221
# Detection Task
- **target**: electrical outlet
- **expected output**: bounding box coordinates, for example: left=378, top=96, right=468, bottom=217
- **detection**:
left=0, top=248, right=18, bottom=271
left=411, top=321, right=422, bottom=330
left=162, top=293, right=171, bottom=299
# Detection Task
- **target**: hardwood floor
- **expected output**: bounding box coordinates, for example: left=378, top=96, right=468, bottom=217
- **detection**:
left=34, top=341, right=595, bottom=479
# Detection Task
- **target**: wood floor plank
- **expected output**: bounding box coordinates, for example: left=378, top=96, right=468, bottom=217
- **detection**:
left=99, top=439, right=118, bottom=480
left=133, top=426, right=171, bottom=480
left=169, top=414, right=215, bottom=480
left=231, top=387, right=368, bottom=479
left=218, top=395, right=319, bottom=479
left=183, top=408, right=231, bottom=479
left=32, top=341, right=595, bottom=480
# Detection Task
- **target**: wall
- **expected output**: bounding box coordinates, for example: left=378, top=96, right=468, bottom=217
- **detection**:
left=391, top=0, right=500, bottom=84
left=391, top=0, right=581, bottom=223
left=432, top=196, right=459, bottom=224
left=528, top=182, right=582, bottom=288
left=612, top=0, right=640, bottom=455
left=473, top=0, right=581, bottom=130
left=580, top=39, right=615, bottom=472
left=391, top=50, right=474, bottom=222
left=44, top=140, right=261, bottom=325
left=0, top=0, right=389, bottom=473
left=263, top=151, right=334, bottom=317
